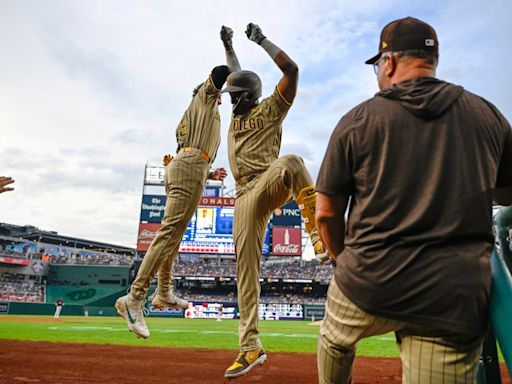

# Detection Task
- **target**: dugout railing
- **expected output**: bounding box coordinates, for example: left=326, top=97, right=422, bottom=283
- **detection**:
left=478, top=205, right=512, bottom=383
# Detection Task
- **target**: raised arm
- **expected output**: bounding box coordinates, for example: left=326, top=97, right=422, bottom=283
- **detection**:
left=220, top=26, right=241, bottom=72
left=246, top=23, right=298, bottom=104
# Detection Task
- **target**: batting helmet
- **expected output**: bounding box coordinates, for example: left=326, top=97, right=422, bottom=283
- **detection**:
left=222, top=70, right=262, bottom=115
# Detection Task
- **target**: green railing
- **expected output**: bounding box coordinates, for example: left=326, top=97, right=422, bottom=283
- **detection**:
left=480, top=206, right=512, bottom=383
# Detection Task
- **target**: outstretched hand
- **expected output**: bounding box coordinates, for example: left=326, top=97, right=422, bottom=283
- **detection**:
left=245, top=23, right=266, bottom=44
left=0, top=176, right=14, bottom=194
left=211, top=167, right=228, bottom=181
left=220, top=25, right=234, bottom=44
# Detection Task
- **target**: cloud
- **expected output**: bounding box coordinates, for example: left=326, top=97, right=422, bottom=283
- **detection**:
left=1, top=0, right=510, bottom=247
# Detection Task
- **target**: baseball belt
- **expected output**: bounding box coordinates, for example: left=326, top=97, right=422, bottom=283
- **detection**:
left=179, top=147, right=211, bottom=163
left=236, top=173, right=260, bottom=187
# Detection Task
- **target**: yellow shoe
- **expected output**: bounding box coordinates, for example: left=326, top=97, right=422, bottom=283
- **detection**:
left=224, top=348, right=267, bottom=379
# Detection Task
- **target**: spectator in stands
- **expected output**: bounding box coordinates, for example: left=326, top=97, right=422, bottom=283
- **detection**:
left=0, top=176, right=14, bottom=194
left=22, top=244, right=30, bottom=258
left=185, top=302, right=195, bottom=319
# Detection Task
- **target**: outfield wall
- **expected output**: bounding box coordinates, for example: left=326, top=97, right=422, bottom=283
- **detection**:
left=0, top=300, right=325, bottom=320
left=46, top=264, right=131, bottom=306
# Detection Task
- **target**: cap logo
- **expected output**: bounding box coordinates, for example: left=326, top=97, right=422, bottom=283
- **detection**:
left=381, top=41, right=388, bottom=49
left=425, top=39, right=435, bottom=46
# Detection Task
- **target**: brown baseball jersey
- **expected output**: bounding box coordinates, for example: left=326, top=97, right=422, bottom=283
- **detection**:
left=228, top=87, right=291, bottom=181
left=177, top=74, right=222, bottom=162
left=130, top=74, right=222, bottom=301
left=229, top=86, right=322, bottom=352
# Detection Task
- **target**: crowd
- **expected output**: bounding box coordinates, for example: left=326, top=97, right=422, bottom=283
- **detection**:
left=0, top=246, right=133, bottom=266
left=173, top=258, right=333, bottom=282
left=173, top=290, right=325, bottom=305
left=194, top=259, right=237, bottom=277
left=1, top=239, right=329, bottom=278
left=260, top=293, right=326, bottom=305
left=0, top=276, right=44, bottom=303
left=50, top=253, right=133, bottom=266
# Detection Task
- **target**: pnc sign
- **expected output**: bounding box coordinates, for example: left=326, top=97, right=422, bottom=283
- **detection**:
left=272, top=200, right=301, bottom=227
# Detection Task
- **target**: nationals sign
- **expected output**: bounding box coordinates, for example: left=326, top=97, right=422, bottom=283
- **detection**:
left=272, top=227, right=301, bottom=256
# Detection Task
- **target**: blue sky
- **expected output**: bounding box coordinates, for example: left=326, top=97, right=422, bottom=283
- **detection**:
left=1, top=0, right=511, bottom=247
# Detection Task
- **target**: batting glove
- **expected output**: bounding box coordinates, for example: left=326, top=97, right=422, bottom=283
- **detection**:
left=246, top=23, right=266, bottom=44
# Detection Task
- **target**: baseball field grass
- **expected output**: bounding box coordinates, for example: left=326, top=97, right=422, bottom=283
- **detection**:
left=0, top=315, right=399, bottom=356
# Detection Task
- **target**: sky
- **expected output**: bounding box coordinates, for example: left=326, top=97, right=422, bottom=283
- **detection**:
left=1, top=0, right=511, bottom=248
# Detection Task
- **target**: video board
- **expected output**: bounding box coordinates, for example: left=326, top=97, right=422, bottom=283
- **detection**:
left=180, top=206, right=236, bottom=254
left=137, top=196, right=270, bottom=255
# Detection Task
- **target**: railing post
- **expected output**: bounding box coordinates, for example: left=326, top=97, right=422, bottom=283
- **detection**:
left=485, top=206, right=512, bottom=381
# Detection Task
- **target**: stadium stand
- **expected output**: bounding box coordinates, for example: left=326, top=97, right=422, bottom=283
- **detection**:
left=0, top=274, right=44, bottom=303
left=0, top=221, right=333, bottom=307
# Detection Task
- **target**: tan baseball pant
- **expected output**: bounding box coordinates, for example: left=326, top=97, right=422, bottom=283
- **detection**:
left=130, top=150, right=210, bottom=300
left=317, top=278, right=484, bottom=384
left=234, top=154, right=315, bottom=350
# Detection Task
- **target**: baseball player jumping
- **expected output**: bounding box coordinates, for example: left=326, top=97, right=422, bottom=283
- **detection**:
left=220, top=24, right=329, bottom=379
left=115, top=65, right=230, bottom=339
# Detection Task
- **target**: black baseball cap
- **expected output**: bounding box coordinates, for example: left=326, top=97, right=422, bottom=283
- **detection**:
left=365, top=17, right=438, bottom=64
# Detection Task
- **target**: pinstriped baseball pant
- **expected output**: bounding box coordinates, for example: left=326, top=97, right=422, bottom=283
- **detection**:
left=234, top=154, right=314, bottom=351
left=130, top=151, right=210, bottom=300
left=317, top=278, right=484, bottom=384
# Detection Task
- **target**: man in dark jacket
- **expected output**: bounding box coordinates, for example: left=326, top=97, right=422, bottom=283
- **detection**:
left=315, top=17, right=512, bottom=383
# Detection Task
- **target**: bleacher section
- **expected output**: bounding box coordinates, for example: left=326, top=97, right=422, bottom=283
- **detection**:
left=0, top=274, right=44, bottom=303
left=0, top=221, right=333, bottom=307
left=173, top=258, right=332, bottom=282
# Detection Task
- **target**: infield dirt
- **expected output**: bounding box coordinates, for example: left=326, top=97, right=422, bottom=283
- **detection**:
left=1, top=340, right=510, bottom=384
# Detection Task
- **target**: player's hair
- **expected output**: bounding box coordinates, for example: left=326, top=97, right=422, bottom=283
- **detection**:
left=391, top=49, right=438, bottom=66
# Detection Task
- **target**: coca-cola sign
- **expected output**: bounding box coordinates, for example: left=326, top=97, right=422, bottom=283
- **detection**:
left=272, top=227, right=301, bottom=256
left=273, top=243, right=300, bottom=253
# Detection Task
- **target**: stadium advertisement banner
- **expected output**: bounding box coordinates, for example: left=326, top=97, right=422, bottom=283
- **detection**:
left=304, top=304, right=325, bottom=321
left=140, top=195, right=166, bottom=223
left=0, top=257, right=30, bottom=266
left=4, top=242, right=38, bottom=257
left=0, top=301, right=10, bottom=314
left=147, top=305, right=184, bottom=317
left=257, top=303, right=303, bottom=320
left=272, top=227, right=301, bottom=256
left=272, top=200, right=301, bottom=227
left=137, top=223, right=161, bottom=251
left=139, top=189, right=225, bottom=224
left=184, top=302, right=237, bottom=319
left=203, top=186, right=220, bottom=197
left=199, top=197, right=235, bottom=207
left=14, top=260, right=48, bottom=276
left=40, top=245, right=72, bottom=257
